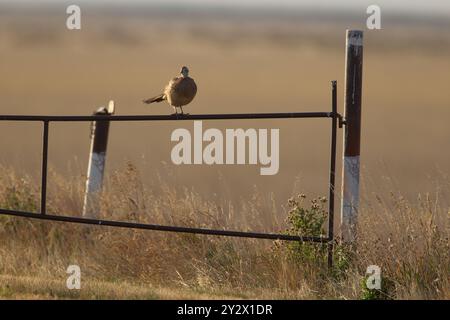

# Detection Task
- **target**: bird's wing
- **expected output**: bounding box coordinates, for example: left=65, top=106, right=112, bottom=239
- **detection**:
left=173, top=77, right=196, bottom=95
left=165, top=76, right=182, bottom=94
left=164, top=76, right=197, bottom=106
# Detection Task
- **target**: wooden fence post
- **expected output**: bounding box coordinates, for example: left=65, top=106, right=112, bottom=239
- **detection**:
left=341, top=30, right=363, bottom=243
left=82, top=101, right=114, bottom=218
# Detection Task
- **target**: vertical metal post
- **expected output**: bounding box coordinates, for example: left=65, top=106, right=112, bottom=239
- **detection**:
left=327, top=81, right=337, bottom=268
left=82, top=101, right=115, bottom=218
left=341, top=30, right=363, bottom=243
left=41, top=120, right=49, bottom=214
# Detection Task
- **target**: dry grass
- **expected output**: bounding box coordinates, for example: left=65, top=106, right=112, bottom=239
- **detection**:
left=0, top=163, right=448, bottom=300
left=0, top=274, right=256, bottom=300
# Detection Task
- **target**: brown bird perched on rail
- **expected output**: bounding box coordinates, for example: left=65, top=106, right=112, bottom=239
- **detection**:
left=143, top=66, right=197, bottom=115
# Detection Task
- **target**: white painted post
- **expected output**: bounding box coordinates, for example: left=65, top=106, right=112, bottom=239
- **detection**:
left=82, top=100, right=115, bottom=218
left=341, top=30, right=363, bottom=243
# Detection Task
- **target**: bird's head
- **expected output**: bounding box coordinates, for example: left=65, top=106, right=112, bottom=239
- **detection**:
left=180, top=66, right=189, bottom=77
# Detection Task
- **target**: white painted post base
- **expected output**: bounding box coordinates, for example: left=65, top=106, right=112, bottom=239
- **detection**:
left=341, top=155, right=360, bottom=242
left=82, top=151, right=106, bottom=217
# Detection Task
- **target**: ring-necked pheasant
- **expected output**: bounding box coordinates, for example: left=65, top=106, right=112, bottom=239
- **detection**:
left=143, top=66, right=197, bottom=115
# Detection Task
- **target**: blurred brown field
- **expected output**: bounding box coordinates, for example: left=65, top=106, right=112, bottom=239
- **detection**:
left=0, top=6, right=449, bottom=207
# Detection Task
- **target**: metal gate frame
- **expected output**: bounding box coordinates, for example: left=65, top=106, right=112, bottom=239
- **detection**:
left=0, top=81, right=341, bottom=268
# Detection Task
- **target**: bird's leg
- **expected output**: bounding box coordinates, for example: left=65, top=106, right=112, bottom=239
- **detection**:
left=172, top=106, right=178, bottom=116
left=179, top=106, right=189, bottom=115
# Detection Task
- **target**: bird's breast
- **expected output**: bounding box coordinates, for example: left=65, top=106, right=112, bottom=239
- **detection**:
left=166, top=77, right=197, bottom=107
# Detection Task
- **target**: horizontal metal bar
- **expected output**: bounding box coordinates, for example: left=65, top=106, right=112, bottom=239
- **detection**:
left=0, top=208, right=329, bottom=243
left=0, top=112, right=334, bottom=122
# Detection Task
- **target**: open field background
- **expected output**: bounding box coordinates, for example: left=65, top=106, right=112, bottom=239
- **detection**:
left=0, top=5, right=449, bottom=202
left=0, top=3, right=449, bottom=299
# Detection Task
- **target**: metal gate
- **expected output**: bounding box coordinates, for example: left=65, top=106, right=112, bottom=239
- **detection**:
left=0, top=81, right=342, bottom=267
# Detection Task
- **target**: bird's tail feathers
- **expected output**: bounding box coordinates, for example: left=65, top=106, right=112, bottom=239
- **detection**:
left=143, top=94, right=166, bottom=104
